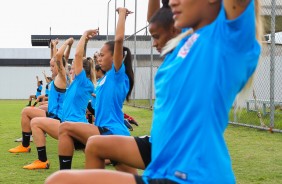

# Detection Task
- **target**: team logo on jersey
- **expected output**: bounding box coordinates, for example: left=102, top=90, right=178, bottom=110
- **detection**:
left=177, top=33, right=199, bottom=59
left=174, top=170, right=187, bottom=180
left=98, top=76, right=107, bottom=86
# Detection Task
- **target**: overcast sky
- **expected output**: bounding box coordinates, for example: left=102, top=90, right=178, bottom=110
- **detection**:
left=0, top=0, right=149, bottom=48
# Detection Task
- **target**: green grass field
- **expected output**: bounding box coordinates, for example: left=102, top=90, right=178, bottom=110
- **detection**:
left=1, top=100, right=282, bottom=184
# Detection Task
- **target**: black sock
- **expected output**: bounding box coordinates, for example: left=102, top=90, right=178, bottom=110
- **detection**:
left=33, top=102, right=38, bottom=106
left=27, top=101, right=31, bottom=106
left=59, top=155, right=73, bottom=170
left=88, top=114, right=92, bottom=124
left=37, top=146, right=47, bottom=162
left=22, top=132, right=31, bottom=147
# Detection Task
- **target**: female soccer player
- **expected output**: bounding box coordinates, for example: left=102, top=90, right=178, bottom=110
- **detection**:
left=8, top=39, right=70, bottom=154
left=26, top=76, right=43, bottom=106
left=47, top=0, right=263, bottom=183
left=32, top=71, right=53, bottom=107
left=83, top=0, right=180, bottom=171
left=22, top=34, right=96, bottom=169
left=56, top=8, right=136, bottom=175
left=86, top=64, right=106, bottom=124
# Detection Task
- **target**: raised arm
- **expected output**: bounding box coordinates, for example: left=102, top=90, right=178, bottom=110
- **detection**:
left=74, top=29, right=98, bottom=75
left=147, top=0, right=160, bottom=22
left=83, top=39, right=88, bottom=58
left=114, top=8, right=132, bottom=71
left=36, top=76, right=40, bottom=87
left=42, top=71, right=49, bottom=83
left=54, top=38, right=73, bottom=89
left=50, top=39, right=59, bottom=58
left=224, top=0, right=251, bottom=20
left=63, top=38, right=74, bottom=62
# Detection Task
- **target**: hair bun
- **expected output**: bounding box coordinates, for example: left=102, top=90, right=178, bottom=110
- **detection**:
left=162, top=0, right=169, bottom=8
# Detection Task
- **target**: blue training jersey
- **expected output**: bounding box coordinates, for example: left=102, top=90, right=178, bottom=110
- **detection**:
left=36, top=85, right=42, bottom=97
left=61, top=69, right=94, bottom=123
left=143, top=1, right=260, bottom=183
left=90, top=77, right=103, bottom=110
left=45, top=83, right=50, bottom=96
left=47, top=81, right=66, bottom=119
left=95, top=63, right=130, bottom=136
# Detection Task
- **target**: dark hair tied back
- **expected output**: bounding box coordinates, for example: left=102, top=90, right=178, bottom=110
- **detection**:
left=104, top=41, right=134, bottom=101
left=122, top=47, right=134, bottom=101
left=162, top=0, right=169, bottom=8
left=149, top=6, right=174, bottom=29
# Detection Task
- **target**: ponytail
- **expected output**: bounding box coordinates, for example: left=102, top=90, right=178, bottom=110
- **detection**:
left=105, top=41, right=134, bottom=101
left=236, top=0, right=264, bottom=108
left=255, top=0, right=264, bottom=44
left=83, top=57, right=96, bottom=85
left=123, top=47, right=134, bottom=101
left=161, top=0, right=169, bottom=8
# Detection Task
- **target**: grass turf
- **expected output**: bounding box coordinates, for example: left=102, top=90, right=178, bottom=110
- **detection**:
left=0, top=100, right=282, bottom=184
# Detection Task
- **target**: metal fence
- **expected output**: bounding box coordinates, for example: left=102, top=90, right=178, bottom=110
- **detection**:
left=107, top=0, right=160, bottom=109
left=108, top=0, right=282, bottom=131
left=230, top=0, right=282, bottom=132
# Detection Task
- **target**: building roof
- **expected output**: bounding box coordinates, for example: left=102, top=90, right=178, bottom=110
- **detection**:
left=31, top=35, right=152, bottom=47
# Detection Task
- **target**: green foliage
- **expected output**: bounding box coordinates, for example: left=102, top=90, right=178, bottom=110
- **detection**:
left=229, top=108, right=282, bottom=130
left=226, top=125, right=282, bottom=184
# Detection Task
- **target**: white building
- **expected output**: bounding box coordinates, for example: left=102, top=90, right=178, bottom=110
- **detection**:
left=0, top=35, right=161, bottom=99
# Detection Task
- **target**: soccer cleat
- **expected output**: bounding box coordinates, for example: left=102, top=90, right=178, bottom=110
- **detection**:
left=124, top=113, right=139, bottom=126
left=124, top=119, right=133, bottom=131
left=14, top=137, right=22, bottom=142
left=14, top=136, right=33, bottom=142
left=8, top=144, right=31, bottom=153
left=127, top=118, right=139, bottom=126
left=23, top=160, right=50, bottom=170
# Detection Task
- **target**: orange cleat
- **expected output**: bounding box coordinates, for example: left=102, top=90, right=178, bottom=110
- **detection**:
left=8, top=144, right=31, bottom=153
left=23, top=160, right=50, bottom=170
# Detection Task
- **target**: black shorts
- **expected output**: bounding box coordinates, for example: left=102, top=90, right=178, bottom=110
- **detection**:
left=72, top=127, right=112, bottom=150
left=134, top=175, right=178, bottom=184
left=73, top=138, right=86, bottom=150
left=87, top=102, right=95, bottom=115
left=45, top=112, right=61, bottom=122
left=98, top=127, right=112, bottom=135
left=134, top=136, right=151, bottom=168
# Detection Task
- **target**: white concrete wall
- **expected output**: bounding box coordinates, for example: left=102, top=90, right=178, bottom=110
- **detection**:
left=0, top=67, right=51, bottom=99
left=0, top=66, right=158, bottom=100
left=1, top=44, right=281, bottom=101
left=133, top=67, right=158, bottom=100
left=1, top=55, right=282, bottom=100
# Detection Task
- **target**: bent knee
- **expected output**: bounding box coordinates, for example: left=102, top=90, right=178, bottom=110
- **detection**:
left=30, top=118, right=43, bottom=129
left=85, top=136, right=104, bottom=153
left=59, top=122, right=73, bottom=135
left=30, top=118, right=37, bottom=129
left=45, top=171, right=71, bottom=184
left=21, top=107, right=31, bottom=115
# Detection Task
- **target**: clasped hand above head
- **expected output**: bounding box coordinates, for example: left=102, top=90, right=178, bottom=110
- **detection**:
left=83, top=29, right=99, bottom=40
left=116, top=7, right=133, bottom=17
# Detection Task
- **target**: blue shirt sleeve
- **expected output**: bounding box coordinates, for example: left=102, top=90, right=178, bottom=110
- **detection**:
left=75, top=69, right=87, bottom=85
left=112, top=63, right=127, bottom=84
left=220, top=0, right=257, bottom=52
